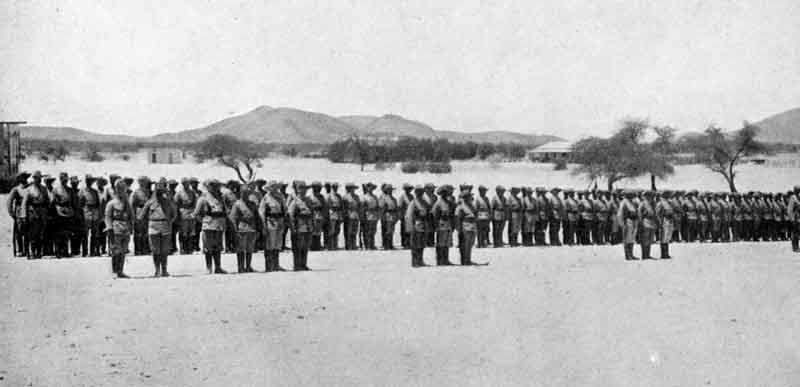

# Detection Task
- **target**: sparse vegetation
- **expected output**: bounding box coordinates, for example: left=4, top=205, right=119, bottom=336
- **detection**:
left=83, top=144, right=104, bottom=162
left=194, top=134, right=264, bottom=183
left=688, top=122, right=766, bottom=192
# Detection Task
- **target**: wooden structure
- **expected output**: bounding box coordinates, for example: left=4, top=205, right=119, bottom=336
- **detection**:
left=0, top=121, right=24, bottom=178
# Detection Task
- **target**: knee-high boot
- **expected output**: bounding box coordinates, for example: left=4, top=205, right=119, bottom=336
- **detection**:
left=442, top=248, right=452, bottom=265
left=205, top=253, right=213, bottom=273
left=111, top=254, right=118, bottom=274
left=627, top=243, right=639, bottom=260
left=661, top=243, right=671, bottom=259
left=236, top=253, right=245, bottom=273
left=153, top=255, right=161, bottom=277
left=117, top=255, right=129, bottom=278
left=214, top=252, right=227, bottom=274
left=245, top=253, right=253, bottom=272
left=641, top=244, right=651, bottom=259
left=273, top=251, right=286, bottom=271
left=160, top=256, right=169, bottom=277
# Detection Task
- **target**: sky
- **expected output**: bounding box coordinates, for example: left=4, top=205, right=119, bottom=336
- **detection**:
left=1, top=0, right=798, bottom=139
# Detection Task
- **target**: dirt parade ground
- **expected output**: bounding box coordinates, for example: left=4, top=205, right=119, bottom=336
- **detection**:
left=2, top=217, right=799, bottom=386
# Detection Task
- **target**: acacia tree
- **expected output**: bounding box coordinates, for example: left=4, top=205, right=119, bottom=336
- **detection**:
left=648, top=125, right=678, bottom=190
left=572, top=119, right=673, bottom=191
left=196, top=134, right=263, bottom=183
left=691, top=122, right=765, bottom=192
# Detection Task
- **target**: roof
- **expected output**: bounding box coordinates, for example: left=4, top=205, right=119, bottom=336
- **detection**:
left=529, top=141, right=573, bottom=153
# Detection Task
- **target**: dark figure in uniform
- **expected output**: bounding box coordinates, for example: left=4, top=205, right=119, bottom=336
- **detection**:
left=655, top=190, right=676, bottom=259
left=506, top=187, right=522, bottom=247
left=51, top=173, right=75, bottom=258
left=455, top=191, right=479, bottom=265
left=41, top=175, right=57, bottom=256
left=638, top=191, right=657, bottom=259
left=379, top=184, right=399, bottom=250
left=405, top=185, right=430, bottom=267
left=593, top=191, right=610, bottom=245
left=788, top=186, right=800, bottom=252
left=20, top=171, right=50, bottom=259
left=343, top=183, right=360, bottom=250
left=431, top=185, right=455, bottom=265
left=548, top=188, right=564, bottom=246
left=222, top=180, right=240, bottom=253
left=259, top=181, right=288, bottom=271
left=534, top=187, right=549, bottom=245
left=229, top=185, right=260, bottom=273
left=189, top=177, right=202, bottom=252
left=95, top=177, right=109, bottom=255
left=562, top=189, right=578, bottom=245
left=475, top=185, right=492, bottom=248
left=397, top=184, right=414, bottom=249
left=683, top=190, right=699, bottom=242
left=66, top=176, right=85, bottom=256
left=288, top=181, right=313, bottom=271
left=521, top=187, right=537, bottom=246
left=423, top=183, right=438, bottom=247
left=78, top=175, right=103, bottom=256
left=104, top=180, right=134, bottom=278
left=361, top=183, right=380, bottom=250
left=578, top=190, right=595, bottom=245
left=617, top=190, right=639, bottom=260
left=130, top=176, right=152, bottom=255
left=326, top=182, right=343, bottom=250
left=174, top=178, right=198, bottom=254
left=139, top=178, right=177, bottom=277
left=193, top=179, right=228, bottom=274
left=167, top=179, right=180, bottom=253
left=307, top=181, right=328, bottom=251
left=7, top=172, right=30, bottom=257
left=490, top=186, right=507, bottom=247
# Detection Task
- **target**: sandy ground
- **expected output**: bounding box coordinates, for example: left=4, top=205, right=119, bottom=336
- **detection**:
left=1, top=234, right=799, bottom=386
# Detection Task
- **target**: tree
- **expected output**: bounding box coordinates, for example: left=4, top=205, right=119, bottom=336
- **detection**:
left=648, top=125, right=678, bottom=190
left=195, top=134, right=263, bottom=183
left=39, top=144, right=69, bottom=164
left=83, top=144, right=104, bottom=162
left=571, top=119, right=669, bottom=191
left=690, top=122, right=765, bottom=192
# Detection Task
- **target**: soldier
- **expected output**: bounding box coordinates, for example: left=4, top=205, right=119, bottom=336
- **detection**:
left=405, top=185, right=430, bottom=267
left=534, top=187, right=549, bottom=246
left=431, top=185, right=455, bottom=266
left=279, top=182, right=290, bottom=250
left=683, top=190, right=699, bottom=242
left=617, top=189, right=639, bottom=260
left=423, top=183, right=438, bottom=247
left=326, top=182, right=344, bottom=250
left=50, top=173, right=75, bottom=258
left=548, top=188, right=564, bottom=246
left=95, top=177, right=109, bottom=256
left=506, top=187, right=523, bottom=247
left=456, top=190, right=483, bottom=265
left=773, top=193, right=786, bottom=241
left=174, top=178, right=198, bottom=254
left=307, top=181, right=328, bottom=251
left=288, top=181, right=313, bottom=271
left=166, top=179, right=180, bottom=253
left=578, top=190, right=595, bottom=245
left=66, top=175, right=85, bottom=256
left=103, top=180, right=134, bottom=278
left=138, top=178, right=177, bottom=277
left=130, top=176, right=151, bottom=255
left=228, top=185, right=260, bottom=273
left=788, top=186, right=800, bottom=252
left=655, top=190, right=676, bottom=259
left=193, top=179, right=228, bottom=274
left=189, top=177, right=202, bottom=252
left=638, top=191, right=658, bottom=259
left=259, top=181, right=287, bottom=272
left=731, top=193, right=744, bottom=241
left=379, top=184, right=399, bottom=250
left=670, top=190, right=685, bottom=243
left=397, top=183, right=414, bottom=249
left=343, top=183, right=361, bottom=250
left=41, top=175, right=57, bottom=256
left=7, top=172, right=30, bottom=257
left=20, top=171, right=50, bottom=259
left=521, top=187, right=537, bottom=247
left=78, top=175, right=102, bottom=256
left=475, top=185, right=492, bottom=248
left=562, top=189, right=578, bottom=245
left=490, top=185, right=507, bottom=247
left=594, top=191, right=610, bottom=245
left=221, top=180, right=240, bottom=253
left=361, top=183, right=380, bottom=250
left=696, top=192, right=709, bottom=242
left=708, top=193, right=723, bottom=243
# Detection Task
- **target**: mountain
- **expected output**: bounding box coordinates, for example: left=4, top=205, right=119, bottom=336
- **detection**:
left=339, top=114, right=436, bottom=138
left=20, top=126, right=138, bottom=143
left=19, top=105, right=565, bottom=145
left=150, top=106, right=358, bottom=143
left=754, top=107, right=800, bottom=144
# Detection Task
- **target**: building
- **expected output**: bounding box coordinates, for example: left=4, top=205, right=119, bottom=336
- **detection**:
left=527, top=141, right=573, bottom=162
left=0, top=122, right=24, bottom=179
left=146, top=147, right=185, bottom=164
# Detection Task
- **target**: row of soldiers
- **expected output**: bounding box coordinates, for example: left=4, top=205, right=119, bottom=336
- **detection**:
left=8, top=172, right=800, bottom=270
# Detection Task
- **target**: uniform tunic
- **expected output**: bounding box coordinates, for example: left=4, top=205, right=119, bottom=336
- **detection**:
left=138, top=195, right=177, bottom=255
left=522, top=195, right=538, bottom=234
left=193, top=193, right=227, bottom=253
left=228, top=199, right=259, bottom=253
left=431, top=197, right=454, bottom=247
left=637, top=200, right=657, bottom=245
left=455, top=201, right=478, bottom=261
left=104, top=197, right=134, bottom=255
left=379, top=193, right=399, bottom=237
left=616, top=198, right=638, bottom=244
left=405, top=197, right=431, bottom=249
left=174, top=188, right=198, bottom=237
left=655, top=198, right=675, bottom=243
left=259, top=193, right=287, bottom=251
left=506, top=194, right=523, bottom=234
left=307, top=193, right=328, bottom=236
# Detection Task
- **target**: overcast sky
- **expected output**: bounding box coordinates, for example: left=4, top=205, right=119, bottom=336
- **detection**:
left=1, top=0, right=798, bottom=139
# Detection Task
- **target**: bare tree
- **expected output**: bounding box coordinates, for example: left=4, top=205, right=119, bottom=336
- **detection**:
left=691, top=122, right=765, bottom=192
left=649, top=125, right=678, bottom=190
left=196, top=134, right=263, bottom=183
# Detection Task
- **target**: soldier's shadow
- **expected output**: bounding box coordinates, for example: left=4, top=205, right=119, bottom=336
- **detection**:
left=126, top=274, right=194, bottom=279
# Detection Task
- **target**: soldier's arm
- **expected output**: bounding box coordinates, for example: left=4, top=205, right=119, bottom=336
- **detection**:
left=6, top=189, right=18, bottom=218
left=404, top=201, right=415, bottom=233
left=137, top=200, right=151, bottom=222
left=19, top=191, right=29, bottom=219
left=103, top=202, right=114, bottom=232
left=192, top=197, right=206, bottom=220
left=227, top=204, right=239, bottom=233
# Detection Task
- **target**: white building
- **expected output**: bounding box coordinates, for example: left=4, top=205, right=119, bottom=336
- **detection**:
left=145, top=147, right=185, bottom=164
left=527, top=141, right=573, bottom=162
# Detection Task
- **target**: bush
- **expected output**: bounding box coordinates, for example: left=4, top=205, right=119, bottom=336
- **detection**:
left=119, top=154, right=131, bottom=161
left=486, top=153, right=504, bottom=169
left=401, top=161, right=422, bottom=174
left=553, top=159, right=567, bottom=170
left=426, top=161, right=452, bottom=174
left=375, top=162, right=395, bottom=171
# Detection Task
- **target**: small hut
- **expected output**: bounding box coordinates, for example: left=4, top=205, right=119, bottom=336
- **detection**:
left=146, top=147, right=184, bottom=164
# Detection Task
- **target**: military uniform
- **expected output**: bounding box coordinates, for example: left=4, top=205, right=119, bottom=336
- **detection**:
left=288, top=182, right=313, bottom=271
left=259, top=182, right=287, bottom=271
left=506, top=188, right=523, bottom=247
left=221, top=182, right=240, bottom=253
left=397, top=185, right=414, bottom=249
left=405, top=187, right=431, bottom=267
left=594, top=194, right=610, bottom=245
left=431, top=186, right=455, bottom=265
left=130, top=178, right=152, bottom=255
left=7, top=175, right=29, bottom=257
left=378, top=185, right=399, bottom=250
left=787, top=188, right=800, bottom=252
left=455, top=192, right=478, bottom=265
left=78, top=176, right=103, bottom=256
left=193, top=181, right=228, bottom=274
left=138, top=179, right=177, bottom=277
left=360, top=184, right=380, bottom=250
left=174, top=181, right=198, bottom=254
left=343, top=184, right=361, bottom=250
left=563, top=190, right=578, bottom=245
left=475, top=188, right=492, bottom=248
left=655, top=191, right=676, bottom=259
left=534, top=188, right=549, bottom=245
left=490, top=187, right=507, bottom=247
left=423, top=185, right=437, bottom=247
left=548, top=189, right=564, bottom=246
left=51, top=176, right=75, bottom=258
left=228, top=191, right=260, bottom=273
left=20, top=173, right=50, bottom=258
left=307, top=182, right=329, bottom=251
left=104, top=181, right=134, bottom=278
left=521, top=188, right=537, bottom=246
left=578, top=192, right=595, bottom=245
left=683, top=192, right=699, bottom=242
left=326, top=184, right=344, bottom=250
left=617, top=191, right=639, bottom=260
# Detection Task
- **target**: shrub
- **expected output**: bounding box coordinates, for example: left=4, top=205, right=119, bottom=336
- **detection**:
left=119, top=154, right=131, bottom=161
left=375, top=162, right=395, bottom=171
left=426, top=161, right=452, bottom=174
left=401, top=161, right=422, bottom=174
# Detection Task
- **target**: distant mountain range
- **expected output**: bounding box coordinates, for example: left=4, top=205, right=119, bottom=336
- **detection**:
left=754, top=107, right=800, bottom=144
left=20, top=105, right=563, bottom=146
